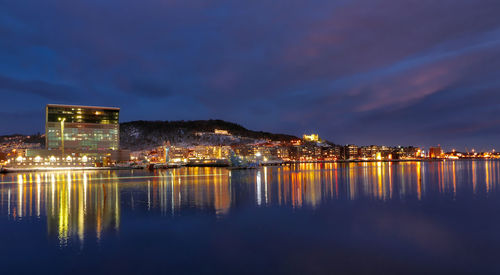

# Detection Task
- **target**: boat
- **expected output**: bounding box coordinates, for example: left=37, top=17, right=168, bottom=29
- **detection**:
left=131, top=163, right=148, bottom=169
left=226, top=150, right=259, bottom=170
left=261, top=159, right=285, bottom=166
left=152, top=163, right=182, bottom=169
left=227, top=166, right=257, bottom=170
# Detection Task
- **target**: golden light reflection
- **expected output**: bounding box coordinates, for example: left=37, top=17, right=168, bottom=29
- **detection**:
left=0, top=171, right=121, bottom=247
left=485, top=160, right=490, bottom=193
left=452, top=161, right=457, bottom=198
left=417, top=161, right=422, bottom=200
left=0, top=161, right=499, bottom=246
left=472, top=161, right=477, bottom=194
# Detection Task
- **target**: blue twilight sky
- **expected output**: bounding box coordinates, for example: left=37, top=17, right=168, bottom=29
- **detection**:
left=1, top=0, right=500, bottom=150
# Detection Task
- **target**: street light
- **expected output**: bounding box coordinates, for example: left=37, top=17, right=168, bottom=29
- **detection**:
left=58, top=117, right=66, bottom=157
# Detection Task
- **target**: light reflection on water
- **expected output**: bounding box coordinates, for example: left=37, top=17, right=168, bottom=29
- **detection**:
left=0, top=160, right=499, bottom=247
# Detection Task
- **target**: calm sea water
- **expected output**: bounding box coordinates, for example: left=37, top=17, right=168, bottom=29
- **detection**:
left=1, top=161, right=500, bottom=274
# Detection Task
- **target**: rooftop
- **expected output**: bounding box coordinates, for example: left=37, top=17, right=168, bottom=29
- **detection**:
left=46, top=104, right=120, bottom=111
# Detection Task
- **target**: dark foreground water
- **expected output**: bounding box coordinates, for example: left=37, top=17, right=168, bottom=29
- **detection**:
left=1, top=161, right=500, bottom=274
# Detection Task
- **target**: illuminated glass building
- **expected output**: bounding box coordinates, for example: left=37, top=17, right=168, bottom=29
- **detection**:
left=46, top=104, right=120, bottom=151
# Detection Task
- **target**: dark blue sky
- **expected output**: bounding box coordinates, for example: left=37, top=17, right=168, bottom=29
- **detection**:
left=1, top=0, right=500, bottom=150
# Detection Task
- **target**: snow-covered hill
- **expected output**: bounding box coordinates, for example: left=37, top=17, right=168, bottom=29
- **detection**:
left=120, top=119, right=298, bottom=150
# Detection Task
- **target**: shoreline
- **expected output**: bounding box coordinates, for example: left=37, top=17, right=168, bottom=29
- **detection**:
left=1, top=158, right=498, bottom=173
left=0, top=166, right=136, bottom=173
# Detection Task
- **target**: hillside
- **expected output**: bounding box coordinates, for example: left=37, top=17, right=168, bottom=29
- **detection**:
left=120, top=119, right=298, bottom=150
left=0, top=134, right=44, bottom=145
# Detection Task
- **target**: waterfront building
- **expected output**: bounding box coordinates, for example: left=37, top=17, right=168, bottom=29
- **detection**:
left=6, top=147, right=131, bottom=168
left=359, top=145, right=379, bottom=159
left=320, top=145, right=339, bottom=161
left=429, top=146, right=443, bottom=158
left=285, top=145, right=299, bottom=161
left=46, top=104, right=120, bottom=151
left=276, top=146, right=290, bottom=160
left=252, top=146, right=275, bottom=160
left=344, top=144, right=359, bottom=160
left=169, top=146, right=190, bottom=161
left=5, top=104, right=129, bottom=168
left=188, top=145, right=230, bottom=160
left=233, top=145, right=254, bottom=157
left=298, top=143, right=322, bottom=161
left=397, top=146, right=420, bottom=159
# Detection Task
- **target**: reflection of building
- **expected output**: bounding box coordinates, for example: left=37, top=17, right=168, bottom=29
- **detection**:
left=146, top=169, right=232, bottom=216
left=4, top=162, right=487, bottom=250
left=45, top=175, right=120, bottom=245
left=0, top=172, right=120, bottom=246
left=46, top=104, right=120, bottom=151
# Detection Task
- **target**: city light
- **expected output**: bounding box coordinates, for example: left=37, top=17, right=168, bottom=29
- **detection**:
left=2, top=104, right=500, bottom=173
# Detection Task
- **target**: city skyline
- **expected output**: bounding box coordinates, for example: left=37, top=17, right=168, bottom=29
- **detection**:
left=1, top=105, right=500, bottom=152
left=2, top=1, right=500, bottom=150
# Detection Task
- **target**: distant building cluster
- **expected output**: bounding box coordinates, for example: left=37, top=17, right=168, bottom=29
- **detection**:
left=0, top=135, right=42, bottom=154
left=131, top=134, right=500, bottom=166
left=2, top=107, right=499, bottom=169
left=133, top=133, right=424, bottom=166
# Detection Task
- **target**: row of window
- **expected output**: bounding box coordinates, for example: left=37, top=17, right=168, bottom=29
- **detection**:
left=46, top=107, right=119, bottom=124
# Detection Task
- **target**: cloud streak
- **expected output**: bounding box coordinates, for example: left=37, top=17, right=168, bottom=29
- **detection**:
left=0, top=74, right=78, bottom=101
left=1, top=0, right=500, bottom=149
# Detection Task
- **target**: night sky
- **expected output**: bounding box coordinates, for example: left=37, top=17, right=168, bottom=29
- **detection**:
left=1, top=1, right=500, bottom=150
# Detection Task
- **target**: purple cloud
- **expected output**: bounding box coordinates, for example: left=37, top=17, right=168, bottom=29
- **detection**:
left=1, top=0, right=500, bottom=149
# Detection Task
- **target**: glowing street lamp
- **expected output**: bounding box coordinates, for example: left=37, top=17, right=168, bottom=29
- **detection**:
left=58, top=117, right=66, bottom=157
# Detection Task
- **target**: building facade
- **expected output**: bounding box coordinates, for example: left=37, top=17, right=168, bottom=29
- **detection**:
left=46, top=104, right=120, bottom=151
left=429, top=146, right=443, bottom=158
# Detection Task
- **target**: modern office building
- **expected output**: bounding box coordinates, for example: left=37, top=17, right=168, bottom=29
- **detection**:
left=4, top=104, right=129, bottom=168
left=45, top=104, right=120, bottom=151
